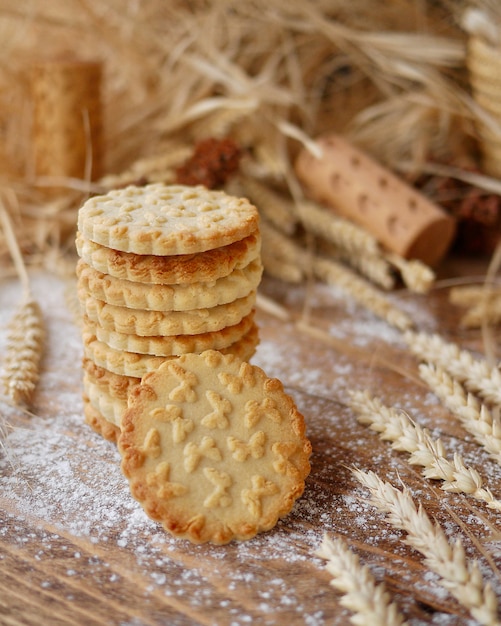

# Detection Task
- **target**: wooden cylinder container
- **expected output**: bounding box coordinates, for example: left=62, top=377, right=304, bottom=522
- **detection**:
left=30, top=59, right=103, bottom=184
left=295, top=134, right=456, bottom=266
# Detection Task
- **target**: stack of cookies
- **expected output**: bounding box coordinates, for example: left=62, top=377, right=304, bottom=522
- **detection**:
left=75, top=183, right=262, bottom=443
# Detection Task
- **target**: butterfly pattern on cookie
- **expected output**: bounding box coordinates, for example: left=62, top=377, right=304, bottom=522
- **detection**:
left=118, top=350, right=311, bottom=544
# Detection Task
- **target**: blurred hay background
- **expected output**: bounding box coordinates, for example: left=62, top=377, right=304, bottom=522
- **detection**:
left=0, top=0, right=500, bottom=274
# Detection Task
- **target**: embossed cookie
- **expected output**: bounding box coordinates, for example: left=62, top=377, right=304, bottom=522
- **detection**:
left=83, top=324, right=259, bottom=378
left=85, top=311, right=255, bottom=356
left=83, top=373, right=126, bottom=428
left=77, top=183, right=260, bottom=255
left=82, top=357, right=139, bottom=401
left=76, top=258, right=263, bottom=311
left=79, top=290, right=256, bottom=337
left=83, top=395, right=121, bottom=443
left=118, top=350, right=312, bottom=544
left=75, top=230, right=261, bottom=285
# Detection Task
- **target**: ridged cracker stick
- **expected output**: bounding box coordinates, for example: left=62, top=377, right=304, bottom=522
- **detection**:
left=349, top=389, right=501, bottom=510
left=316, top=533, right=408, bottom=626
left=353, top=469, right=499, bottom=626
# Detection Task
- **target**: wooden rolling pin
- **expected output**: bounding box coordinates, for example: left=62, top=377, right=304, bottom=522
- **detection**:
left=295, top=134, right=456, bottom=266
left=30, top=58, right=103, bottom=185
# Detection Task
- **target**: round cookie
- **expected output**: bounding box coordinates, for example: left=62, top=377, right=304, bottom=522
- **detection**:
left=83, top=395, right=121, bottom=443
left=83, top=373, right=126, bottom=427
left=82, top=357, right=139, bottom=401
left=76, top=258, right=263, bottom=311
left=79, top=290, right=256, bottom=337
left=77, top=183, right=260, bottom=256
left=82, top=324, right=260, bottom=378
left=85, top=311, right=255, bottom=356
left=75, top=230, right=261, bottom=285
left=118, top=350, right=312, bottom=544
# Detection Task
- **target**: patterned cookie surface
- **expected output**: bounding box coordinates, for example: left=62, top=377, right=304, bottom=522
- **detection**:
left=83, top=324, right=259, bottom=378
left=84, top=373, right=126, bottom=427
left=85, top=311, right=255, bottom=356
left=118, top=350, right=312, bottom=544
left=75, top=231, right=261, bottom=285
left=82, top=358, right=140, bottom=401
left=76, top=258, right=263, bottom=311
left=80, top=290, right=256, bottom=337
left=77, top=184, right=260, bottom=255
left=83, top=395, right=121, bottom=443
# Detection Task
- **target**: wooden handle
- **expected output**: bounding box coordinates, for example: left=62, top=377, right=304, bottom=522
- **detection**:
left=30, top=58, right=103, bottom=183
left=295, top=134, right=456, bottom=266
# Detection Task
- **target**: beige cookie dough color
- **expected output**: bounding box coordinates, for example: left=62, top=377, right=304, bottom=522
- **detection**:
left=118, top=351, right=311, bottom=544
left=78, top=183, right=260, bottom=255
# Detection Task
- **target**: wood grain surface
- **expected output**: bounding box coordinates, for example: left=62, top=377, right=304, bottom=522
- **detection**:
left=1, top=259, right=500, bottom=626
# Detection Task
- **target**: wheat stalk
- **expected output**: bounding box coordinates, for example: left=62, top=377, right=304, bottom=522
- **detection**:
left=1, top=296, right=45, bottom=406
left=313, top=256, right=413, bottom=331
left=335, top=249, right=396, bottom=291
left=418, top=363, right=501, bottom=464
left=385, top=253, right=435, bottom=294
left=0, top=197, right=45, bottom=407
left=349, top=389, right=501, bottom=510
left=448, top=284, right=501, bottom=328
left=294, top=199, right=381, bottom=257
left=449, top=285, right=501, bottom=308
left=404, top=330, right=501, bottom=408
left=353, top=468, right=500, bottom=626
left=316, top=533, right=408, bottom=626
left=237, top=175, right=298, bottom=236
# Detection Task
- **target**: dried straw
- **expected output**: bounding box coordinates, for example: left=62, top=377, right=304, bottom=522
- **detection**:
left=0, top=0, right=487, bottom=275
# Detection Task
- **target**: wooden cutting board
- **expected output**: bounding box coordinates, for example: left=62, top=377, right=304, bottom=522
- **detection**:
left=1, top=259, right=500, bottom=626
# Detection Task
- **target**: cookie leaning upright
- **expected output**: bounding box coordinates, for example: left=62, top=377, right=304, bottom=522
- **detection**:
left=118, top=350, right=312, bottom=544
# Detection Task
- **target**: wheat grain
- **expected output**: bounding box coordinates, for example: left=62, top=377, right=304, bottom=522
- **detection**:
left=313, top=257, right=413, bottom=331
left=418, top=363, right=501, bottom=464
left=353, top=468, right=500, bottom=626
left=349, top=389, right=501, bottom=510
left=460, top=299, right=501, bottom=329
left=449, top=284, right=501, bottom=328
left=294, top=199, right=381, bottom=257
left=405, top=330, right=501, bottom=408
left=449, top=285, right=501, bottom=308
left=261, top=251, right=304, bottom=283
left=316, top=534, right=408, bottom=626
left=2, top=295, right=45, bottom=406
left=333, top=248, right=395, bottom=290
left=238, top=175, right=297, bottom=235
left=385, top=253, right=435, bottom=294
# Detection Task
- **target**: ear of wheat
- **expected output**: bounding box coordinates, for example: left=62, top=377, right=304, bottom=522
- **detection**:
left=405, top=330, right=501, bottom=408
left=316, top=533, right=408, bottom=626
left=0, top=197, right=45, bottom=407
left=348, top=389, right=501, bottom=510
left=353, top=468, right=500, bottom=626
left=2, top=295, right=45, bottom=406
left=418, top=363, right=501, bottom=464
